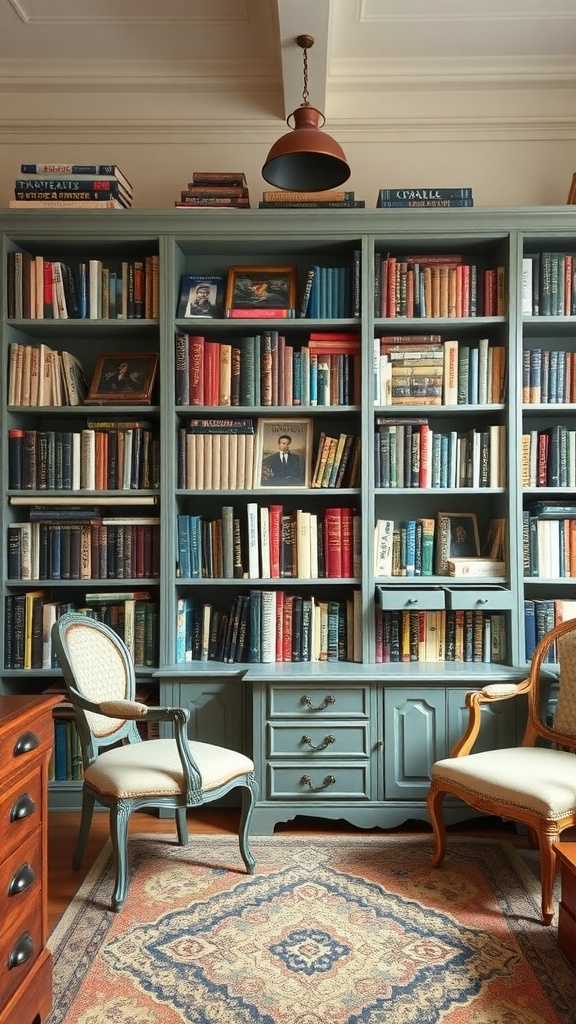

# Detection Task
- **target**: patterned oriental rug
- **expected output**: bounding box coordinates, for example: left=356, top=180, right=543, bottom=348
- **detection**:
left=46, top=834, right=576, bottom=1024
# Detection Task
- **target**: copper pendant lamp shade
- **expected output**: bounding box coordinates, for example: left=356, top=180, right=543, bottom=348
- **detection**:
left=262, top=35, right=350, bottom=192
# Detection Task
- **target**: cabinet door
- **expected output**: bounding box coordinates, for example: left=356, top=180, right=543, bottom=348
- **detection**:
left=161, top=679, right=244, bottom=751
left=384, top=689, right=445, bottom=799
left=446, top=687, right=521, bottom=753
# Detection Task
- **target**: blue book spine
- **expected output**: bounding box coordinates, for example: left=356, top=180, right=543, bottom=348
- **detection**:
left=378, top=187, right=473, bottom=201
left=292, top=351, right=302, bottom=405
left=54, top=719, right=68, bottom=781
left=177, top=515, right=191, bottom=579
left=468, top=347, right=479, bottom=404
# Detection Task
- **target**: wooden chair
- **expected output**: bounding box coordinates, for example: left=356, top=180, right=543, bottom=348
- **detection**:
left=427, top=618, right=576, bottom=924
left=51, top=612, right=258, bottom=911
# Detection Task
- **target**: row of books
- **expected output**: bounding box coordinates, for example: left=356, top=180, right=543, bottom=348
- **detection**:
left=376, top=188, right=473, bottom=209
left=4, top=592, right=158, bottom=669
left=11, top=162, right=133, bottom=209
left=522, top=252, right=576, bottom=317
left=374, top=421, right=506, bottom=490
left=51, top=717, right=83, bottom=782
left=8, top=515, right=161, bottom=580
left=8, top=425, right=161, bottom=492
left=177, top=505, right=361, bottom=581
left=521, top=427, right=576, bottom=488
left=374, top=336, right=506, bottom=407
left=375, top=515, right=506, bottom=578
left=374, top=252, right=505, bottom=318
left=298, top=262, right=359, bottom=318
left=524, top=599, right=576, bottom=661
left=374, top=608, right=506, bottom=664
left=174, top=171, right=251, bottom=209
left=259, top=190, right=365, bottom=210
left=8, top=342, right=87, bottom=407
left=522, top=348, right=576, bottom=404
left=175, top=590, right=362, bottom=664
left=176, top=332, right=361, bottom=407
left=523, top=507, right=576, bottom=578
left=7, top=252, right=159, bottom=320
left=311, top=433, right=360, bottom=489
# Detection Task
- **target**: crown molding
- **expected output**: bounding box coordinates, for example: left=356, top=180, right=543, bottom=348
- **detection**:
left=331, top=56, right=576, bottom=91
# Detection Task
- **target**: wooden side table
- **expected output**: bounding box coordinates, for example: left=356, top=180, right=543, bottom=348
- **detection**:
left=554, top=843, right=576, bottom=966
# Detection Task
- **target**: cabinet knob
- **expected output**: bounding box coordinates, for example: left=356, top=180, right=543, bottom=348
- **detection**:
left=300, top=774, right=336, bottom=792
left=8, top=863, right=36, bottom=897
left=10, top=793, right=36, bottom=822
left=300, top=694, right=336, bottom=711
left=13, top=731, right=40, bottom=757
left=301, top=734, right=335, bottom=751
left=8, top=932, right=34, bottom=970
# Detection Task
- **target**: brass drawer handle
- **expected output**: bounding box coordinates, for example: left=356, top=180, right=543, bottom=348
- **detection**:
left=302, top=734, right=336, bottom=751
left=300, top=694, right=336, bottom=711
left=9, top=863, right=36, bottom=897
left=13, top=732, right=40, bottom=757
left=8, top=932, right=34, bottom=970
left=10, top=793, right=36, bottom=822
left=300, top=774, right=336, bottom=792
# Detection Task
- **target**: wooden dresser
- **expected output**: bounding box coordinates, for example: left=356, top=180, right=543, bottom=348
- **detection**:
left=0, top=694, right=59, bottom=1024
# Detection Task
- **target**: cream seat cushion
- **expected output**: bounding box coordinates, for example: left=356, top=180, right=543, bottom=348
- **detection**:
left=84, top=739, right=255, bottom=799
left=432, top=746, right=576, bottom=819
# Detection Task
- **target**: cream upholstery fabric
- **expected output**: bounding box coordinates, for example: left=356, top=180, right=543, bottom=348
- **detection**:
left=84, top=739, right=255, bottom=799
left=554, top=631, right=576, bottom=739
left=65, top=623, right=130, bottom=736
left=432, top=746, right=576, bottom=818
left=99, top=700, right=149, bottom=719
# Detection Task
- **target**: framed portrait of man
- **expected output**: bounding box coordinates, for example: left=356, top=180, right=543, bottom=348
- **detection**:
left=177, top=274, right=225, bottom=318
left=435, top=511, right=480, bottom=575
left=254, top=418, right=313, bottom=489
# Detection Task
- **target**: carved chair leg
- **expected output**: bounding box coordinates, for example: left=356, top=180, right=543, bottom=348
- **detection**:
left=238, top=776, right=258, bottom=875
left=175, top=805, right=189, bottom=846
left=73, top=789, right=96, bottom=870
left=539, top=828, right=560, bottom=926
left=427, top=781, right=447, bottom=867
left=110, top=801, right=132, bottom=912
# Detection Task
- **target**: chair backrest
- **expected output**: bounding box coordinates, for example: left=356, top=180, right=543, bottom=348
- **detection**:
left=524, top=617, right=576, bottom=750
left=51, top=612, right=142, bottom=766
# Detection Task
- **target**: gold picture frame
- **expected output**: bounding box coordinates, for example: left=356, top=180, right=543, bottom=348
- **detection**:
left=435, top=511, right=481, bottom=575
left=225, top=265, right=297, bottom=316
left=254, top=417, right=313, bottom=489
left=86, top=352, right=159, bottom=404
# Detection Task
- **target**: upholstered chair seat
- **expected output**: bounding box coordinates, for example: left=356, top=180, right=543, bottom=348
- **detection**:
left=427, top=618, right=576, bottom=925
left=52, top=613, right=258, bottom=911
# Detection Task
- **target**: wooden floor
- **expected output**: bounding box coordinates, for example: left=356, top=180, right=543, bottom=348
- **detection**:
left=47, top=808, right=531, bottom=934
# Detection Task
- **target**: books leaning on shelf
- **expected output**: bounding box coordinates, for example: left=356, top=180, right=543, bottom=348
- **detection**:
left=175, top=170, right=250, bottom=208
left=8, top=343, right=88, bottom=406
left=376, top=188, right=473, bottom=209
left=374, top=606, right=506, bottom=664
left=6, top=251, right=159, bottom=320
left=375, top=336, right=506, bottom=407
left=14, top=163, right=133, bottom=207
left=299, top=261, right=360, bottom=317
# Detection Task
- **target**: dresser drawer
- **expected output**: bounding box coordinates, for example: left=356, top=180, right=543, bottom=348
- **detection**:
left=267, top=723, right=371, bottom=758
left=0, top=768, right=42, bottom=861
left=268, top=764, right=370, bottom=799
left=377, top=586, right=446, bottom=611
left=444, top=587, right=514, bottom=611
left=0, top=712, right=54, bottom=777
left=268, top=686, right=369, bottom=718
left=0, top=881, right=42, bottom=1009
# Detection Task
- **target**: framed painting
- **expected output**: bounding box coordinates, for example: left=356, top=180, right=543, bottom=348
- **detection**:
left=225, top=265, right=297, bottom=316
left=177, top=274, right=225, bottom=319
left=254, top=418, right=313, bottom=489
left=435, top=511, right=481, bottom=575
left=86, top=352, right=159, bottom=404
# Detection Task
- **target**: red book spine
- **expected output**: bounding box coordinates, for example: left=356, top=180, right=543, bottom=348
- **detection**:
left=324, top=508, right=343, bottom=578
left=188, top=336, right=205, bottom=405
left=43, top=260, right=53, bottom=317
left=268, top=505, right=283, bottom=578
left=203, top=342, right=220, bottom=406
left=282, top=594, right=293, bottom=661
left=340, top=507, right=353, bottom=578
left=275, top=589, right=284, bottom=660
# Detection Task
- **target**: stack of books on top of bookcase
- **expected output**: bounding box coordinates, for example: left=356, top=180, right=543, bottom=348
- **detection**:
left=175, top=172, right=250, bottom=209
left=10, top=163, right=132, bottom=209
left=376, top=188, right=473, bottom=209
left=259, top=189, right=365, bottom=209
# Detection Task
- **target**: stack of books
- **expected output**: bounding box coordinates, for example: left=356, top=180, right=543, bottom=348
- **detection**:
left=259, top=190, right=365, bottom=209
left=376, top=188, right=474, bottom=209
left=175, top=172, right=250, bottom=209
left=10, top=163, right=132, bottom=209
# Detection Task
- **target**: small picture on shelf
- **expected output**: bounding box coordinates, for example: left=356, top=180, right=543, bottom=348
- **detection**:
left=177, top=274, right=225, bottom=319
left=435, top=511, right=481, bottom=575
left=86, top=353, right=159, bottom=404
left=254, top=418, right=313, bottom=489
left=226, top=265, right=297, bottom=316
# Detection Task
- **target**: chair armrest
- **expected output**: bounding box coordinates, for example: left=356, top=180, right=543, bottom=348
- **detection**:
left=136, top=705, right=203, bottom=803
left=99, top=699, right=149, bottom=719
left=450, top=677, right=531, bottom=757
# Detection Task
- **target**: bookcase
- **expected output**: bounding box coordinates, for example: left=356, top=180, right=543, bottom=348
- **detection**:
left=0, top=207, right=570, bottom=829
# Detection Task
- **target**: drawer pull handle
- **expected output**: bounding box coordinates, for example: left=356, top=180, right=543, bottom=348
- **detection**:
left=8, top=932, right=34, bottom=970
left=9, top=863, right=36, bottom=897
left=476, top=598, right=488, bottom=605
left=300, top=774, right=336, bottom=792
left=10, top=793, right=36, bottom=822
left=13, top=732, right=40, bottom=757
left=302, top=734, right=336, bottom=751
left=406, top=598, right=418, bottom=605
left=300, top=694, right=335, bottom=711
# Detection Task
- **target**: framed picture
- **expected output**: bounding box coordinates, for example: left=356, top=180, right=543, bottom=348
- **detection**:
left=435, top=511, right=481, bottom=575
left=177, top=274, right=225, bottom=319
left=86, top=352, right=159, bottom=404
left=226, top=265, right=297, bottom=315
left=254, top=418, right=313, bottom=489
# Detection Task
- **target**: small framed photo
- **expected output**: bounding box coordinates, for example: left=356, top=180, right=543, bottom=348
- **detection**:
left=86, top=352, right=159, bottom=404
left=254, top=418, right=313, bottom=489
left=435, top=511, right=481, bottom=575
left=226, top=265, right=297, bottom=314
left=177, top=274, right=225, bottom=318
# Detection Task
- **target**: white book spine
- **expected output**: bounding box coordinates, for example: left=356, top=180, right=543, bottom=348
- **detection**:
left=260, top=590, right=276, bottom=662
left=260, top=506, right=271, bottom=579
left=247, top=502, right=260, bottom=579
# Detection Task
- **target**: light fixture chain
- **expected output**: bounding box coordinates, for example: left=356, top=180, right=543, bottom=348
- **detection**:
left=302, top=45, right=309, bottom=106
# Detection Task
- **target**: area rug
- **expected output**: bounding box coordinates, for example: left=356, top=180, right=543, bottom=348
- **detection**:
left=46, top=834, right=576, bottom=1024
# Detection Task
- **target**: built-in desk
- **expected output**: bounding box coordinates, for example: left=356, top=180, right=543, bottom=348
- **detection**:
left=555, top=843, right=576, bottom=966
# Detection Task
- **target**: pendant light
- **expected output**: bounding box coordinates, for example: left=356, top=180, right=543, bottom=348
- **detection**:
left=262, top=34, right=350, bottom=192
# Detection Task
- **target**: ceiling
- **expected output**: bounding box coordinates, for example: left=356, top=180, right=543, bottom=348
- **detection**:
left=0, top=0, right=575, bottom=132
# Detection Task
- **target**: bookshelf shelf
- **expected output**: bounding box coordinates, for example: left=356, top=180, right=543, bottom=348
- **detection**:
left=1, top=207, right=572, bottom=828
